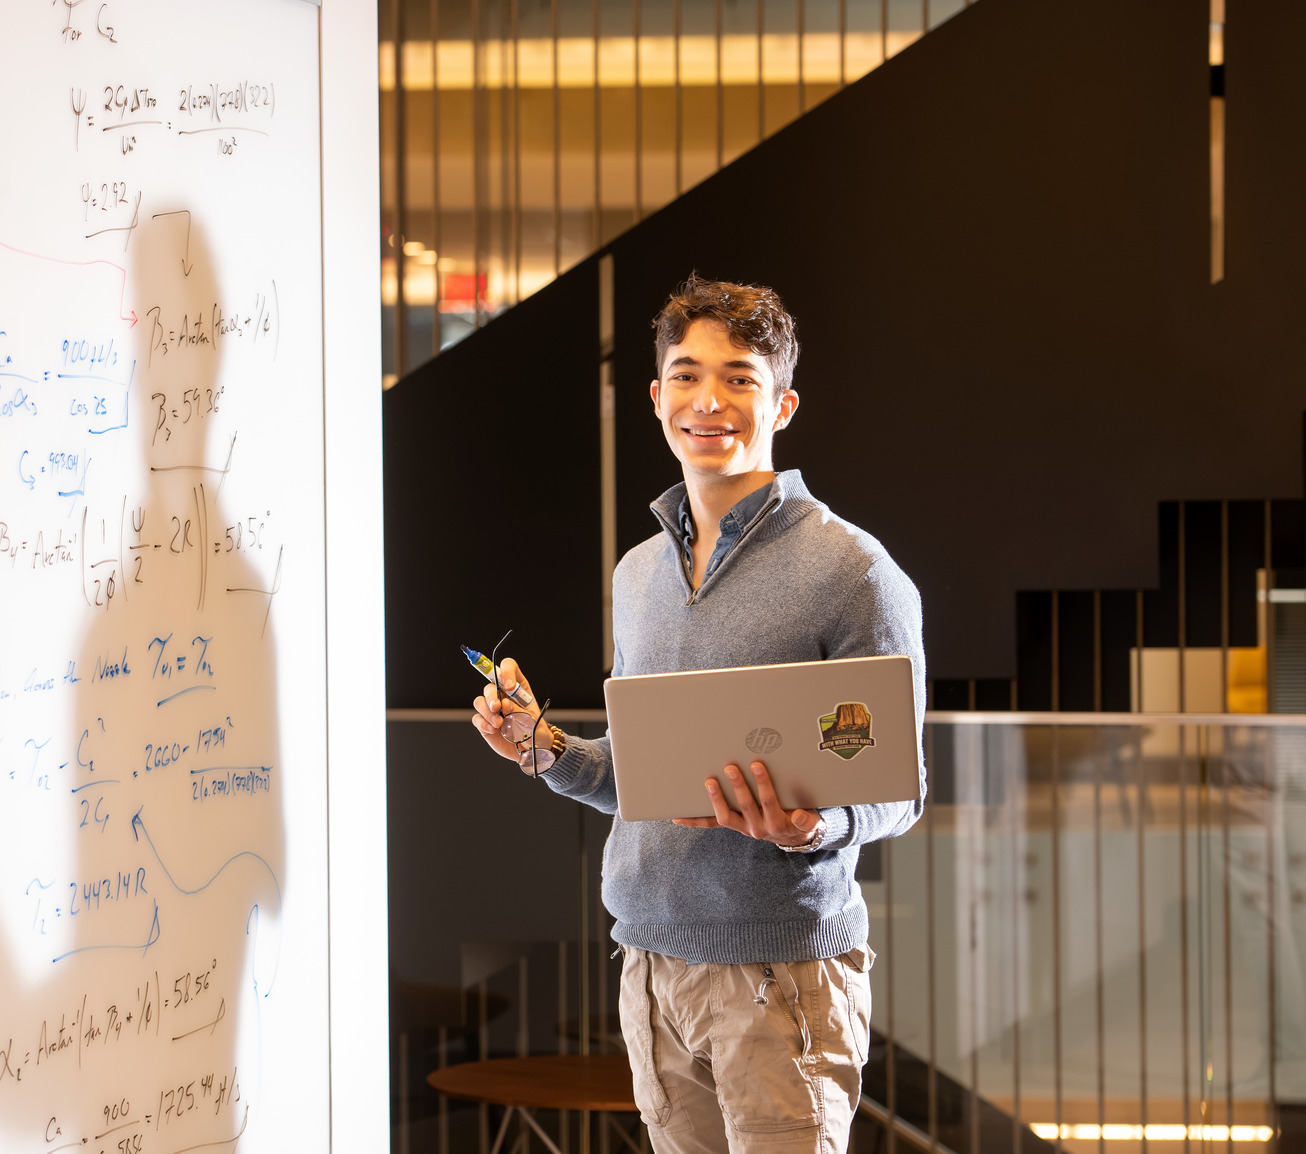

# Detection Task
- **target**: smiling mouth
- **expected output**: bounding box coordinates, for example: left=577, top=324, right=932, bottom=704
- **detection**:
left=684, top=427, right=737, bottom=437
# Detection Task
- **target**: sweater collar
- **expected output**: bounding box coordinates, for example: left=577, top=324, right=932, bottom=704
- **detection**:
left=650, top=469, right=817, bottom=541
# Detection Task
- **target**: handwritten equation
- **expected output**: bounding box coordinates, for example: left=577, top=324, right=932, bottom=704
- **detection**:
left=4, top=0, right=327, bottom=1148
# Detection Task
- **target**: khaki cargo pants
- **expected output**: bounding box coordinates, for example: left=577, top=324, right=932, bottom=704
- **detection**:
left=618, top=945, right=874, bottom=1154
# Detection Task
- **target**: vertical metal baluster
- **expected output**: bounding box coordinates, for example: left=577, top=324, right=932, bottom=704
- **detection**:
left=1179, top=501, right=1188, bottom=712
left=438, top=1025, right=449, bottom=1154
left=1221, top=501, right=1230, bottom=713
left=479, top=977, right=490, bottom=1154
left=838, top=0, right=846, bottom=87
left=633, top=0, right=642, bottom=222
left=431, top=0, right=443, bottom=353
left=400, top=1029, right=410, bottom=1154
left=970, top=727, right=981, bottom=1154
left=886, top=834, right=896, bottom=1154
left=592, top=0, right=601, bottom=251
left=1222, top=742, right=1234, bottom=1153
left=1198, top=728, right=1212, bottom=1147
left=797, top=0, right=805, bottom=114
left=1138, top=718, right=1149, bottom=1154
left=1094, top=590, right=1102, bottom=712
left=673, top=0, right=682, bottom=196
left=1011, top=732, right=1021, bottom=1154
left=714, top=0, right=723, bottom=170
left=393, top=0, right=408, bottom=372
left=1095, top=726, right=1105, bottom=1154
left=551, top=0, right=561, bottom=278
left=1265, top=723, right=1278, bottom=1154
left=520, top=954, right=532, bottom=1154
left=926, top=724, right=938, bottom=1150
left=1052, top=725, right=1064, bottom=1154
left=1136, top=589, right=1146, bottom=714
left=519, top=955, right=529, bottom=1056
left=472, top=0, right=485, bottom=330
left=755, top=0, right=764, bottom=143
left=580, top=806, right=590, bottom=1056
left=512, top=0, right=522, bottom=304
left=880, top=0, right=887, bottom=63
left=559, top=939, right=570, bottom=1153
left=1051, top=590, right=1060, bottom=712
left=499, top=10, right=511, bottom=313
left=1179, top=724, right=1191, bottom=1154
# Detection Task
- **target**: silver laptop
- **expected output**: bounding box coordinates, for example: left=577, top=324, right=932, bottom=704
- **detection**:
left=603, top=655, right=922, bottom=822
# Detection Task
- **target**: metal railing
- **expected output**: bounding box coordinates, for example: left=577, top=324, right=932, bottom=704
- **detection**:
left=390, top=709, right=1306, bottom=1151
left=870, top=712, right=1306, bottom=1153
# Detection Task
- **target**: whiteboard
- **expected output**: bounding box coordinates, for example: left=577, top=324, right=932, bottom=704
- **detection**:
left=0, top=1, right=374, bottom=1149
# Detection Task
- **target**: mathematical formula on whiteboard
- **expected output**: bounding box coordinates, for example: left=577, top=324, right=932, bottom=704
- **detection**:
left=1, top=3, right=330, bottom=1150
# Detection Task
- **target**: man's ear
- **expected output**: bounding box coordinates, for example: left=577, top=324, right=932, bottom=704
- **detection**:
left=774, top=388, right=799, bottom=429
left=649, top=379, right=661, bottom=414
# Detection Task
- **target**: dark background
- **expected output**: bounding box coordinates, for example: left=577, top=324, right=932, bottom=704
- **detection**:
left=384, top=0, right=1306, bottom=709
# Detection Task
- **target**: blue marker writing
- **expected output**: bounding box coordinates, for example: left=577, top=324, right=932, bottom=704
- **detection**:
left=461, top=645, right=534, bottom=707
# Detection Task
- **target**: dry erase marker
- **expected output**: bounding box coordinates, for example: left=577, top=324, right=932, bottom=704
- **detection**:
left=461, top=644, right=535, bottom=707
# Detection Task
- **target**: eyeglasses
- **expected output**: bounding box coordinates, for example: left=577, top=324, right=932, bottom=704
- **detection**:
left=492, top=629, right=554, bottom=778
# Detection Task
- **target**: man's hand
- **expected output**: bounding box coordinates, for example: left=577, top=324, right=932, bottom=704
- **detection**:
left=672, top=760, right=822, bottom=848
left=471, top=657, right=551, bottom=763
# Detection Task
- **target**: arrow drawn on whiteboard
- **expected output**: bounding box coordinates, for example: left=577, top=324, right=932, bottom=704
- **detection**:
left=131, top=806, right=282, bottom=993
left=0, top=239, right=138, bottom=327
left=51, top=900, right=162, bottom=963
left=151, top=208, right=193, bottom=275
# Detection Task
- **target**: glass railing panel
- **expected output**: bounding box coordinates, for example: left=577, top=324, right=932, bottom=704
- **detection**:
left=866, top=716, right=1305, bottom=1150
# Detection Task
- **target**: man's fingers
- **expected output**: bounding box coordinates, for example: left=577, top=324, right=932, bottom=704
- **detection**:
left=723, top=765, right=761, bottom=822
left=473, top=694, right=502, bottom=727
left=748, top=761, right=783, bottom=813
left=672, top=816, right=720, bottom=828
left=706, top=778, right=744, bottom=831
left=499, top=657, right=528, bottom=695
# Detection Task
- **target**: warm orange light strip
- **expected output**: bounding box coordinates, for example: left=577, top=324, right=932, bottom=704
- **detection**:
left=1031, top=1123, right=1273, bottom=1143
left=377, top=33, right=924, bottom=91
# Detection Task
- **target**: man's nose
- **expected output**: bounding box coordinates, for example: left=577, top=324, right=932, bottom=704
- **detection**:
left=692, top=377, right=724, bottom=412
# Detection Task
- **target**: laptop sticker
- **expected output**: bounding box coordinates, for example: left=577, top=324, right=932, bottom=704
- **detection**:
left=817, top=702, right=876, bottom=760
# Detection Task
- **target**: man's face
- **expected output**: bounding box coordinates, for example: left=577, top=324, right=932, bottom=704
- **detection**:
left=650, top=320, right=799, bottom=483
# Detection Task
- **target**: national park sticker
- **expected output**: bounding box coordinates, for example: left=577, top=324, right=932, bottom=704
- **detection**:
left=817, top=702, right=876, bottom=761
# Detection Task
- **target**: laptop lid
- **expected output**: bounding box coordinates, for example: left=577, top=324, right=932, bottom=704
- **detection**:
left=603, top=655, right=921, bottom=822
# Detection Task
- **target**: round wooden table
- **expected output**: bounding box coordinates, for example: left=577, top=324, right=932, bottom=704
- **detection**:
left=427, top=1054, right=638, bottom=1154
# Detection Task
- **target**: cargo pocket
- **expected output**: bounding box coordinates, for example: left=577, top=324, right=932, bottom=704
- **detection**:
left=616, top=947, right=674, bottom=1128
left=713, top=961, right=820, bottom=1134
left=838, top=944, right=874, bottom=1066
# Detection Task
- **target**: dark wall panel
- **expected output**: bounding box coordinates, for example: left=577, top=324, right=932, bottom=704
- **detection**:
left=1227, top=500, right=1265, bottom=648
left=1057, top=591, right=1096, bottom=712
left=606, top=0, right=1305, bottom=680
left=1185, top=501, right=1223, bottom=648
left=383, top=264, right=604, bottom=707
left=1143, top=503, right=1181, bottom=648
left=384, top=0, right=1306, bottom=701
left=1099, top=590, right=1138, bottom=712
left=1016, top=591, right=1053, bottom=711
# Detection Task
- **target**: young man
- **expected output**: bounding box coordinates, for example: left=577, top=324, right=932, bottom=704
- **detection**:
left=472, top=275, right=926, bottom=1154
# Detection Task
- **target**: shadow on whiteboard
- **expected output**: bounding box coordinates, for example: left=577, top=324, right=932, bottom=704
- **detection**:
left=0, top=219, right=286, bottom=1150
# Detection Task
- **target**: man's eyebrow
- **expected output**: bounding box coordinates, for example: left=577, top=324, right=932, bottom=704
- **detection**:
left=664, top=355, right=763, bottom=372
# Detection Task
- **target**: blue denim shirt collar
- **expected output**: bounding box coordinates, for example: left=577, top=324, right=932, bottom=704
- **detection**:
left=677, top=479, right=777, bottom=582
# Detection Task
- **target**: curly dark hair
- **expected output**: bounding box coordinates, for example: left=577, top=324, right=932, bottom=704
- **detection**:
left=652, top=273, right=799, bottom=399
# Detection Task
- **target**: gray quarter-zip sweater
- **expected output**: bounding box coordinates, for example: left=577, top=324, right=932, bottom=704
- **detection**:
left=543, top=469, right=926, bottom=965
